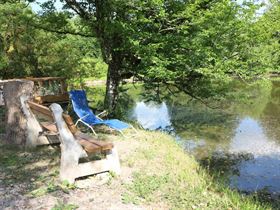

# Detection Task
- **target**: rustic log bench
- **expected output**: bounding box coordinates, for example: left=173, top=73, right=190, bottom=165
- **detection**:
left=20, top=98, right=121, bottom=183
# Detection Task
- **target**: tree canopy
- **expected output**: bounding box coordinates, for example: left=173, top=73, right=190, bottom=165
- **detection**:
left=0, top=1, right=106, bottom=81
left=0, top=0, right=279, bottom=111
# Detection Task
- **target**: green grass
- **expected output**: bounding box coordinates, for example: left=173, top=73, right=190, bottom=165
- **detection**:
left=0, top=143, right=61, bottom=195
left=51, top=200, right=78, bottom=210
left=0, top=129, right=278, bottom=209
left=122, top=131, right=274, bottom=209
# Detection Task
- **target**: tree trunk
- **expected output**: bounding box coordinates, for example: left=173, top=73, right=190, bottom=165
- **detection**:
left=3, top=80, right=34, bottom=145
left=104, top=53, right=122, bottom=113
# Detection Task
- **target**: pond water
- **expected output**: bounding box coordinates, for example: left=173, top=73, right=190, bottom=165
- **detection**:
left=125, top=80, right=280, bottom=194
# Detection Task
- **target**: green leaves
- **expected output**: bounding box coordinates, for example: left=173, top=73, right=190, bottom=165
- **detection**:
left=0, top=1, right=105, bottom=80
left=2, top=0, right=277, bottom=107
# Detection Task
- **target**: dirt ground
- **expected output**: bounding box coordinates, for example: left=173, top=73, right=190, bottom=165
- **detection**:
left=0, top=135, right=164, bottom=210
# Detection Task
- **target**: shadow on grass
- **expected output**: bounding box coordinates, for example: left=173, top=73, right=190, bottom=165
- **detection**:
left=0, top=143, right=63, bottom=197
left=199, top=152, right=280, bottom=209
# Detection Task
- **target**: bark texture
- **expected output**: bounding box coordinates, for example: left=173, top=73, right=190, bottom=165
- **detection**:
left=3, top=80, right=34, bottom=145
left=104, top=57, right=121, bottom=112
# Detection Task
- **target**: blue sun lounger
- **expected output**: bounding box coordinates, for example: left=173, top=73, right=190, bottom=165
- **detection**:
left=69, top=90, right=132, bottom=135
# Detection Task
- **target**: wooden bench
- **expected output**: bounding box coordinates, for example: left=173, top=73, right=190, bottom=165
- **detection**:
left=20, top=98, right=120, bottom=183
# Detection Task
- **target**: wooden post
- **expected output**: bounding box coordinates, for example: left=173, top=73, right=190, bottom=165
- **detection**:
left=3, top=80, right=34, bottom=145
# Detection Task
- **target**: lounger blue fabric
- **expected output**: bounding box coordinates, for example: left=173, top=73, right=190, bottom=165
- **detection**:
left=69, top=90, right=130, bottom=130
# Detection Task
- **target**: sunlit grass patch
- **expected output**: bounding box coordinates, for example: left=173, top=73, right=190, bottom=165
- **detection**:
left=123, top=172, right=169, bottom=204
left=123, top=130, right=271, bottom=209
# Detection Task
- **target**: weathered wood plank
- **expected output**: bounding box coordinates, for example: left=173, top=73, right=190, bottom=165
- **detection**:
left=77, top=139, right=102, bottom=153
left=28, top=101, right=77, bottom=134
left=27, top=101, right=53, bottom=118
left=75, top=132, right=113, bottom=151
left=60, top=80, right=68, bottom=94
left=20, top=94, right=50, bottom=146
left=34, top=93, right=69, bottom=104
left=39, top=123, right=111, bottom=153
left=63, top=114, right=77, bottom=134
left=50, top=103, right=121, bottom=183
left=40, top=122, right=57, bottom=133
left=50, top=103, right=88, bottom=183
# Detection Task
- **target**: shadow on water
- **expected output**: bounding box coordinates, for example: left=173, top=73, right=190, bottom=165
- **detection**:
left=125, top=79, right=280, bottom=208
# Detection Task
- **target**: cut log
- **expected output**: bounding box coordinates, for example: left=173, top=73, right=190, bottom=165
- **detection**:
left=3, top=80, right=34, bottom=145
left=20, top=95, right=50, bottom=147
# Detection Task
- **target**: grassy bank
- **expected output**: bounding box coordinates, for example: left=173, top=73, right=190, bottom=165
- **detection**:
left=121, top=130, right=271, bottom=210
left=0, top=130, right=274, bottom=209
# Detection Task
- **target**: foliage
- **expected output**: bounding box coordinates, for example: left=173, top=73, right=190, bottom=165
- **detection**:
left=253, top=0, right=280, bottom=73
left=133, top=0, right=263, bottom=97
left=0, top=1, right=107, bottom=80
left=0, top=2, right=37, bottom=78
left=1, top=0, right=279, bottom=110
left=54, top=0, right=277, bottom=110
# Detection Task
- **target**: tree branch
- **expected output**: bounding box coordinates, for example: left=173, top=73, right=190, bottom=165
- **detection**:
left=30, top=23, right=95, bottom=38
left=64, top=0, right=92, bottom=20
left=163, top=81, right=221, bottom=109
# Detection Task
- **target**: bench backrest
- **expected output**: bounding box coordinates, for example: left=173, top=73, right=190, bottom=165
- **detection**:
left=27, top=101, right=77, bottom=134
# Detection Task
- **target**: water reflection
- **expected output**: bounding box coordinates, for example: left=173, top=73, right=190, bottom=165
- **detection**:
left=229, top=117, right=280, bottom=193
left=230, top=118, right=280, bottom=155
left=133, top=102, right=172, bottom=130
left=230, top=155, right=280, bottom=193
left=129, top=80, right=280, bottom=194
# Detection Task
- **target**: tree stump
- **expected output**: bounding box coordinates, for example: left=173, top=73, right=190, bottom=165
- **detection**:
left=3, top=80, right=34, bottom=145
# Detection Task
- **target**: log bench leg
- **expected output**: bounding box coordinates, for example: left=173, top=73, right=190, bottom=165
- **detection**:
left=59, top=148, right=121, bottom=184
left=59, top=145, right=80, bottom=184
left=50, top=103, right=121, bottom=184
left=105, top=147, right=121, bottom=175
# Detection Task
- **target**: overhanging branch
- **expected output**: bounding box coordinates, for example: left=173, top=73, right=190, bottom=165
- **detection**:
left=163, top=81, right=220, bottom=109
left=31, top=23, right=95, bottom=38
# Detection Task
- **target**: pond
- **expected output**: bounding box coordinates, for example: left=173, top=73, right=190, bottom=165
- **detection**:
left=123, top=80, right=280, bottom=195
